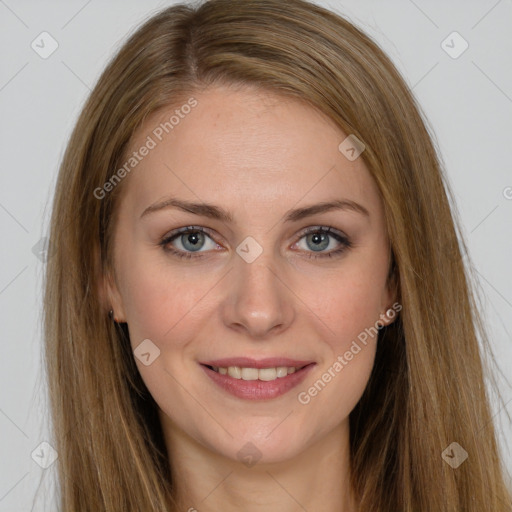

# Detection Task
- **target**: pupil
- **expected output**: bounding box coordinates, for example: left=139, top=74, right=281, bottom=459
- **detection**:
left=183, top=231, right=204, bottom=251
left=189, top=233, right=199, bottom=245
left=309, top=232, right=328, bottom=251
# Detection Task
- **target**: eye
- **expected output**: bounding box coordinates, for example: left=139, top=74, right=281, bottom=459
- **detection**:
left=159, top=225, right=352, bottom=260
left=293, top=226, right=352, bottom=259
left=159, top=226, right=219, bottom=259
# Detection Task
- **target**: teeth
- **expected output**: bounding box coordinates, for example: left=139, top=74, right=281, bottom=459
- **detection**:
left=258, top=368, right=277, bottom=381
left=213, top=365, right=302, bottom=381
left=227, top=366, right=242, bottom=379
left=276, top=367, right=288, bottom=378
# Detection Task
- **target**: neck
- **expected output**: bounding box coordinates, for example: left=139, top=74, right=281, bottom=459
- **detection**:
left=160, top=414, right=357, bottom=512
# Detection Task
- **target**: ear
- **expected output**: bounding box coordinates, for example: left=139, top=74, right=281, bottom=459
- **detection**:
left=96, top=245, right=127, bottom=322
left=379, top=254, right=400, bottom=327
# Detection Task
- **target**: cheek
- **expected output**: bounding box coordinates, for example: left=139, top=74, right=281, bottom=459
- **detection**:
left=306, top=268, right=385, bottom=348
left=118, top=259, right=213, bottom=416
left=294, top=263, right=384, bottom=410
left=296, top=340, right=376, bottom=443
left=118, top=255, right=218, bottom=343
left=296, top=274, right=381, bottom=426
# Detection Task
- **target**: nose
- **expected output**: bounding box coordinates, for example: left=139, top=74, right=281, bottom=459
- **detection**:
left=220, top=251, right=295, bottom=339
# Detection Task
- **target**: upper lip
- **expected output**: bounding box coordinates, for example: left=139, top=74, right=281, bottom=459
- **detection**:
left=200, top=357, right=315, bottom=369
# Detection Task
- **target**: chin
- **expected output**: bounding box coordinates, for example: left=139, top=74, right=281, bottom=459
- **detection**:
left=214, top=424, right=312, bottom=467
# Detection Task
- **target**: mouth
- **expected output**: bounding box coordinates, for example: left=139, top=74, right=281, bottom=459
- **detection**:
left=199, top=358, right=316, bottom=400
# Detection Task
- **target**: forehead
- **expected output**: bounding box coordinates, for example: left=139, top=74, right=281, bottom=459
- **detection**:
left=117, top=85, right=382, bottom=221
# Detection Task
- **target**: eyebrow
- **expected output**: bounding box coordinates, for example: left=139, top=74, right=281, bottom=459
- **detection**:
left=140, top=196, right=370, bottom=223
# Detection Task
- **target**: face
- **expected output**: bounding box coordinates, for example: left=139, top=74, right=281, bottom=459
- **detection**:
left=105, top=84, right=396, bottom=465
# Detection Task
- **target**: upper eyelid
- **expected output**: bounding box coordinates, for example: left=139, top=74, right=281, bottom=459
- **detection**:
left=163, top=226, right=217, bottom=243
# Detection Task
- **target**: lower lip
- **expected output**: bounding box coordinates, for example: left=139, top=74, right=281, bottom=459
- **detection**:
left=200, top=363, right=316, bottom=400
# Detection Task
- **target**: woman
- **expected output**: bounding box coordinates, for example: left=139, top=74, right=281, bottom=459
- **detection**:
left=43, top=0, right=512, bottom=510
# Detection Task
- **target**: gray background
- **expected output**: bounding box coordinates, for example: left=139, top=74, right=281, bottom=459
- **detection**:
left=0, top=0, right=511, bottom=509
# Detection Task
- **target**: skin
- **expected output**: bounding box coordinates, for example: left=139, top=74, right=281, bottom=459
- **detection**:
left=105, top=84, right=396, bottom=512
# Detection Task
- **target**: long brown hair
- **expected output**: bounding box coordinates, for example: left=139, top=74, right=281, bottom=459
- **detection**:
left=43, top=0, right=511, bottom=510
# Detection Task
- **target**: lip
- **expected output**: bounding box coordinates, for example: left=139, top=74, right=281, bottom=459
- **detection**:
left=200, top=357, right=315, bottom=369
left=200, top=361, right=316, bottom=401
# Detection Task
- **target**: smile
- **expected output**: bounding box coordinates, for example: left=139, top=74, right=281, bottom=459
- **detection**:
left=200, top=360, right=316, bottom=400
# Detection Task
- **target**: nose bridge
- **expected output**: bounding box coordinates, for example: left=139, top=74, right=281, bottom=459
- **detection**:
left=238, top=249, right=279, bottom=296
left=221, top=238, right=294, bottom=337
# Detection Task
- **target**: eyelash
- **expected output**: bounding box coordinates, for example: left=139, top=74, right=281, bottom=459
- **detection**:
left=159, top=225, right=352, bottom=260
